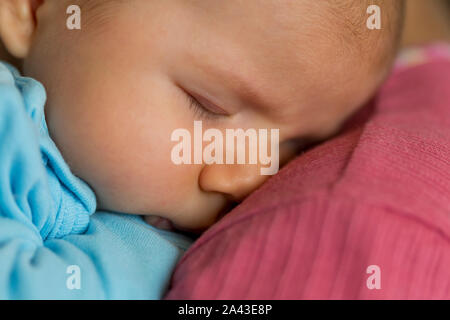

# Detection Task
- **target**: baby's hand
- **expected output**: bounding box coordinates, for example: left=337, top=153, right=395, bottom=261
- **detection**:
left=144, top=215, right=176, bottom=231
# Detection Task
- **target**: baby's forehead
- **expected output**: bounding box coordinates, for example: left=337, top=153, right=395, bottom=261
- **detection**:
left=200, top=0, right=335, bottom=34
left=202, top=1, right=369, bottom=73
left=195, top=0, right=370, bottom=65
left=200, top=0, right=363, bottom=30
left=89, top=0, right=367, bottom=58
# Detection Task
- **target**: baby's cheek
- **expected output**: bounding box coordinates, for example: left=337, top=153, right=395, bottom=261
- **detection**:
left=99, top=127, right=203, bottom=216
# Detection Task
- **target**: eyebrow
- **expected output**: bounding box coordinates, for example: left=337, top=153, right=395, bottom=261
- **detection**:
left=194, top=58, right=275, bottom=116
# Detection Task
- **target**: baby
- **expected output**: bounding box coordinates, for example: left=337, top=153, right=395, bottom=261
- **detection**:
left=0, top=0, right=404, bottom=298
left=9, top=0, right=405, bottom=233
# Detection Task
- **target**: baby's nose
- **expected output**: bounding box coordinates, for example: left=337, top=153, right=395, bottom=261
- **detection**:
left=199, top=163, right=269, bottom=203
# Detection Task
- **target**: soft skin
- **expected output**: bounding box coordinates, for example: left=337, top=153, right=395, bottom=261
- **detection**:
left=0, top=0, right=396, bottom=233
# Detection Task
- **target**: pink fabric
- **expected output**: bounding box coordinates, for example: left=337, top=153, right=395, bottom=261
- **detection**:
left=165, top=55, right=450, bottom=299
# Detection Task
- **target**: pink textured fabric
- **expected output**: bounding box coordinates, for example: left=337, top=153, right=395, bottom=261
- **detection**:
left=165, top=56, right=450, bottom=299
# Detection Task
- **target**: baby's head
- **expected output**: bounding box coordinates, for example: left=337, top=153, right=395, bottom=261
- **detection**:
left=0, top=0, right=404, bottom=233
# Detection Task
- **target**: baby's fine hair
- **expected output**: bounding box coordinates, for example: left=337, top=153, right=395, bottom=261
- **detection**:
left=333, top=0, right=406, bottom=70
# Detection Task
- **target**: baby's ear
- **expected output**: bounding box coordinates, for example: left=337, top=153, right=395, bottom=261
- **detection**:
left=0, top=0, right=42, bottom=58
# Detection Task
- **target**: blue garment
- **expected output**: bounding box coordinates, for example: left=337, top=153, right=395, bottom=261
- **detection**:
left=0, top=62, right=193, bottom=299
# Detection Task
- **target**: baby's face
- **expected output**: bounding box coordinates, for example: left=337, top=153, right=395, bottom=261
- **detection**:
left=24, top=0, right=387, bottom=233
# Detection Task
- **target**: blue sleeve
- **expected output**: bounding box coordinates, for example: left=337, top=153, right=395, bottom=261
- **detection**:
left=0, top=63, right=194, bottom=299
left=0, top=62, right=54, bottom=245
left=5, top=212, right=193, bottom=299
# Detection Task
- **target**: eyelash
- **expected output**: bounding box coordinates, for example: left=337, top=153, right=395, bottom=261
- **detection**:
left=185, top=93, right=224, bottom=120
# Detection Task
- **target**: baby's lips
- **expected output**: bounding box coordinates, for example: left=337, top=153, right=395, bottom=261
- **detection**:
left=145, top=215, right=176, bottom=231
